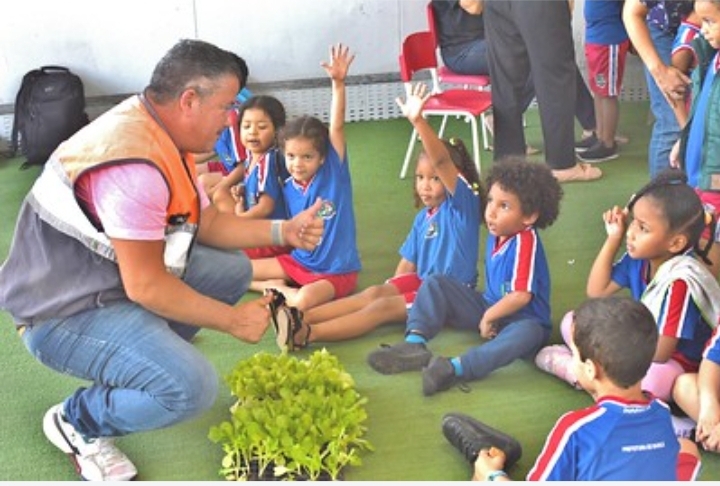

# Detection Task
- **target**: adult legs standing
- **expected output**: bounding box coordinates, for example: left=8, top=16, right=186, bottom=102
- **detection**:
left=644, top=22, right=679, bottom=178
left=485, top=0, right=578, bottom=171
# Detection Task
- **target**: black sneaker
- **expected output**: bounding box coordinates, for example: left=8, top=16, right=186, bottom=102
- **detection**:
left=574, top=133, right=598, bottom=153
left=441, top=412, right=523, bottom=470
left=577, top=141, right=618, bottom=163
left=366, top=341, right=432, bottom=374
left=422, top=356, right=460, bottom=396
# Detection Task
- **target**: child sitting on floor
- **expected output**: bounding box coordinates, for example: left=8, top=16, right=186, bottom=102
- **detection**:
left=366, top=156, right=563, bottom=397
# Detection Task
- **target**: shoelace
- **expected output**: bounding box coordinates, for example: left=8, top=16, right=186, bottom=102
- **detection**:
left=87, top=438, right=133, bottom=476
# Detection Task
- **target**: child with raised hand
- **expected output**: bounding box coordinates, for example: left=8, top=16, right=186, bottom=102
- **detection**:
left=251, top=43, right=360, bottom=312
left=270, top=82, right=483, bottom=351
left=463, top=297, right=701, bottom=481
left=536, top=169, right=720, bottom=404
left=367, top=156, right=563, bottom=397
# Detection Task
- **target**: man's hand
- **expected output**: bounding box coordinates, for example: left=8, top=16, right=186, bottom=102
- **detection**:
left=283, top=197, right=325, bottom=250
left=226, top=295, right=272, bottom=343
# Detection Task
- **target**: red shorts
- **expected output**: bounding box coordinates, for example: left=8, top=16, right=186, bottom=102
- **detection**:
left=585, top=41, right=630, bottom=97
left=206, top=160, right=231, bottom=175
left=244, top=245, right=292, bottom=260
left=276, top=254, right=358, bottom=298
left=385, top=272, right=423, bottom=308
left=696, top=189, right=720, bottom=243
left=677, top=450, right=701, bottom=481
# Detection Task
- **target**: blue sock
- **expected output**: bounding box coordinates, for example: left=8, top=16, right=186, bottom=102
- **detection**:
left=450, top=357, right=463, bottom=377
left=405, top=333, right=427, bottom=345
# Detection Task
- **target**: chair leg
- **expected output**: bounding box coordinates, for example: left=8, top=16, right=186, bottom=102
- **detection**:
left=438, top=115, right=449, bottom=138
left=481, top=112, right=491, bottom=151
left=400, top=127, right=418, bottom=179
left=470, top=118, right=481, bottom=175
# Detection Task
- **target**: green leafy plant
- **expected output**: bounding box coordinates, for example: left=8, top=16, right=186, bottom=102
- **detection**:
left=208, top=349, right=374, bottom=481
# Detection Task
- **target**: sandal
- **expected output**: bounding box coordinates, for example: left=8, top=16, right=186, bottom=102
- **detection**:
left=264, top=288, right=286, bottom=335
left=552, top=163, right=602, bottom=183
left=275, top=306, right=311, bottom=352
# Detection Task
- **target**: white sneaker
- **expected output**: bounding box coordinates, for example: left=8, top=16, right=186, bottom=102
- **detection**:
left=43, top=403, right=138, bottom=481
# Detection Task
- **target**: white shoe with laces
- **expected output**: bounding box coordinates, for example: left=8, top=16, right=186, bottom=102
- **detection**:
left=43, top=403, right=138, bottom=481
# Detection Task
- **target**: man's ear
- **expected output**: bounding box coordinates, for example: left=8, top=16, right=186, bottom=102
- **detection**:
left=178, top=87, right=200, bottom=113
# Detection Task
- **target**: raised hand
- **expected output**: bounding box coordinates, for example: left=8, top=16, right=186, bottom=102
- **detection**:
left=321, top=43, right=355, bottom=83
left=602, top=205, right=628, bottom=238
left=395, top=82, right=432, bottom=124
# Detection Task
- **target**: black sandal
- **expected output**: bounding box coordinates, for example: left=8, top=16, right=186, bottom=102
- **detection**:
left=264, top=288, right=286, bottom=334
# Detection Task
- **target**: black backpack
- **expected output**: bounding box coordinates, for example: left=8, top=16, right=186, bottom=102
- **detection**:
left=11, top=66, right=90, bottom=170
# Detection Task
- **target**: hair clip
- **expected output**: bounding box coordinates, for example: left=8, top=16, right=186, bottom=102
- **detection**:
left=448, top=137, right=460, bottom=146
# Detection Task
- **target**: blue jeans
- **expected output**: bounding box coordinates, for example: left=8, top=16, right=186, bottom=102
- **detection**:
left=440, top=40, right=491, bottom=75
left=406, top=275, right=550, bottom=381
left=645, top=22, right=681, bottom=178
left=22, top=245, right=252, bottom=438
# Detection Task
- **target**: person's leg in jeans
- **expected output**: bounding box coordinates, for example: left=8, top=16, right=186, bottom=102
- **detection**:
left=459, top=318, right=549, bottom=381
left=406, top=274, right=488, bottom=340
left=645, top=22, right=680, bottom=178
left=22, top=245, right=252, bottom=438
left=441, top=39, right=490, bottom=75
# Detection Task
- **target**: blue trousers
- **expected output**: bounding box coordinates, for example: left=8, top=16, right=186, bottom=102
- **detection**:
left=22, top=245, right=252, bottom=438
left=645, top=22, right=681, bottom=178
left=406, top=275, right=550, bottom=382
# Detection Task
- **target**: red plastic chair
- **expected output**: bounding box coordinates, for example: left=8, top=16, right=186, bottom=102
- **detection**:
left=426, top=1, right=493, bottom=151
left=398, top=30, right=492, bottom=179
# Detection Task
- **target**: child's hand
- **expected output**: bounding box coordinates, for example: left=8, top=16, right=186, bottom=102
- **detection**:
left=395, top=83, right=431, bottom=123
left=321, top=43, right=355, bottom=83
left=479, top=318, right=496, bottom=339
left=669, top=139, right=682, bottom=168
left=602, top=205, right=627, bottom=238
left=473, top=448, right=507, bottom=481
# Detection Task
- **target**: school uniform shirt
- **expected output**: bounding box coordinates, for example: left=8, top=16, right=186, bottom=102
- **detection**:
left=283, top=141, right=361, bottom=275
left=243, top=148, right=288, bottom=220
left=685, top=50, right=719, bottom=188
left=483, top=227, right=551, bottom=327
left=611, top=253, right=713, bottom=365
left=641, top=1, right=695, bottom=35
left=528, top=396, right=680, bottom=480
left=705, top=326, right=720, bottom=365
left=398, top=174, right=480, bottom=288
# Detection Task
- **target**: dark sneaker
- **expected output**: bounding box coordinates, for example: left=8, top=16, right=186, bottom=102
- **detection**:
left=441, top=412, right=523, bottom=470
left=422, top=356, right=460, bottom=396
left=366, top=341, right=432, bottom=374
left=577, top=141, right=618, bottom=163
left=574, top=133, right=597, bottom=153
left=43, top=403, right=138, bottom=481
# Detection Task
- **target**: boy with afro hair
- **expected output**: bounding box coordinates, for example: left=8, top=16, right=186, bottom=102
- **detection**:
left=368, top=157, right=563, bottom=396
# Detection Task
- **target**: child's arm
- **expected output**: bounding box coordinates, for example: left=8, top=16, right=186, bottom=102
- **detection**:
left=587, top=206, right=627, bottom=297
left=321, top=43, right=355, bottom=161
left=396, top=82, right=460, bottom=193
left=211, top=165, right=246, bottom=213
left=479, top=292, right=532, bottom=339
left=697, top=359, right=720, bottom=452
left=394, top=258, right=417, bottom=276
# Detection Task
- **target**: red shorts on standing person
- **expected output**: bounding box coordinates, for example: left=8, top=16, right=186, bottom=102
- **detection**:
left=585, top=41, right=630, bottom=97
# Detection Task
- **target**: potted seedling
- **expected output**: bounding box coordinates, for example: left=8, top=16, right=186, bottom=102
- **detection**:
left=208, top=349, right=373, bottom=481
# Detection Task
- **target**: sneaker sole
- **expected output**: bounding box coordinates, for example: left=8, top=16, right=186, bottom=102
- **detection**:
left=577, top=153, right=619, bottom=163
left=43, top=405, right=78, bottom=455
left=367, top=348, right=431, bottom=375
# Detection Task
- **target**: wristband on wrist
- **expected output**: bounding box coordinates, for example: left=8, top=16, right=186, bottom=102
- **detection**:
left=271, top=220, right=285, bottom=246
left=486, top=470, right=508, bottom=481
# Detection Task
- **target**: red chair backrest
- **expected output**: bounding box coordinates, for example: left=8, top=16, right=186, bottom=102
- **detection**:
left=399, top=31, right=438, bottom=82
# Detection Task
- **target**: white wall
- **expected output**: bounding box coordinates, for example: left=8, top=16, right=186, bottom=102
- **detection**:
left=0, top=0, right=428, bottom=105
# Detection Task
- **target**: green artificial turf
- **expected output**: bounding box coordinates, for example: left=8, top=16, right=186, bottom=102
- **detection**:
left=0, top=102, right=718, bottom=480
